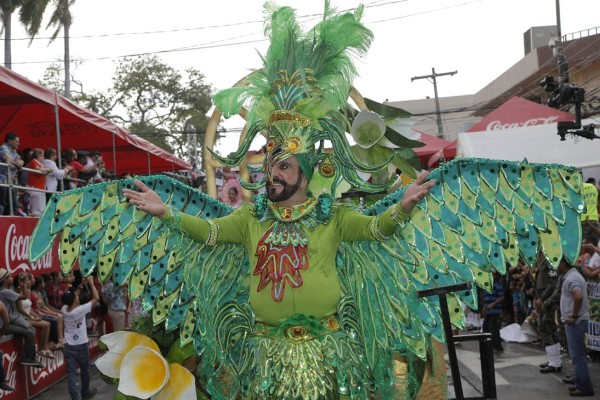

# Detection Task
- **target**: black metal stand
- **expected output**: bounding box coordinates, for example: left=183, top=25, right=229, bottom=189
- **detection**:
left=418, top=282, right=498, bottom=400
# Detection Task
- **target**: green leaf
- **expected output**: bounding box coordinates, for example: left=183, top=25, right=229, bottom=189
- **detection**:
left=395, top=147, right=423, bottom=169
left=391, top=148, right=422, bottom=179
left=166, top=341, right=195, bottom=364
left=383, top=126, right=426, bottom=148
left=350, top=145, right=396, bottom=171
left=350, top=145, right=369, bottom=164
left=365, top=97, right=412, bottom=118
left=367, top=144, right=394, bottom=166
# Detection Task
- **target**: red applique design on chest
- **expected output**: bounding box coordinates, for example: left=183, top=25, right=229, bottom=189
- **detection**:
left=254, top=226, right=309, bottom=302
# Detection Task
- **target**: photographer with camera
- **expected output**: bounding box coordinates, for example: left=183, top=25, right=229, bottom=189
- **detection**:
left=61, top=276, right=99, bottom=400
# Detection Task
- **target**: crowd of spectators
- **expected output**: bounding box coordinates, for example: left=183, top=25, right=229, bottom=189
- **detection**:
left=0, top=267, right=143, bottom=396
left=0, top=132, right=118, bottom=216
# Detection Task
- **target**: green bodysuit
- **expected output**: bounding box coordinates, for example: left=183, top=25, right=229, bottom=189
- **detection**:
left=168, top=196, right=399, bottom=324
left=164, top=194, right=409, bottom=399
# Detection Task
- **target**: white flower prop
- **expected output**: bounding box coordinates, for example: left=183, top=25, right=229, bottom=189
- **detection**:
left=96, top=331, right=160, bottom=379
left=154, top=363, right=197, bottom=400
left=351, top=109, right=386, bottom=149
left=118, top=346, right=169, bottom=398
left=96, top=332, right=196, bottom=399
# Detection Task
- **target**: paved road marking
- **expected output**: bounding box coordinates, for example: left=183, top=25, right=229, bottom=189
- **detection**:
left=446, top=349, right=548, bottom=386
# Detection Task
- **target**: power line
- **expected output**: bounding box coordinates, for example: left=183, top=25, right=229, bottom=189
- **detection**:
left=2, top=0, right=410, bottom=42
left=10, top=36, right=267, bottom=65
left=6, top=0, right=483, bottom=67
left=370, top=0, right=484, bottom=23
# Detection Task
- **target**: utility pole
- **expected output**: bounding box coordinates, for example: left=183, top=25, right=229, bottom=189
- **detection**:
left=411, top=68, right=457, bottom=139
left=554, top=0, right=569, bottom=84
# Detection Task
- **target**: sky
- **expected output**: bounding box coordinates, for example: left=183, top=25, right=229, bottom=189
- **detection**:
left=4, top=0, right=600, bottom=153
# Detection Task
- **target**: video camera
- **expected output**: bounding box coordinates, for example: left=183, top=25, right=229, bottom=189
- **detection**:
left=540, top=76, right=597, bottom=140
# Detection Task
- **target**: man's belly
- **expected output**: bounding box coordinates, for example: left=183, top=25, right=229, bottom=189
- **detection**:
left=250, top=265, right=342, bottom=326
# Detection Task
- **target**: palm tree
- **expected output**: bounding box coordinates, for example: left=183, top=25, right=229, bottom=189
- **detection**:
left=1, top=0, right=26, bottom=69
left=20, top=0, right=76, bottom=98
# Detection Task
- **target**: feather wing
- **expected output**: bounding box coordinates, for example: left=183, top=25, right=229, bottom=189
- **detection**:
left=338, top=158, right=584, bottom=364
left=28, top=176, right=250, bottom=364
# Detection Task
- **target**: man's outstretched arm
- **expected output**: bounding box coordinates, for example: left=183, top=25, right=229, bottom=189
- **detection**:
left=123, top=179, right=247, bottom=245
left=339, top=171, right=436, bottom=241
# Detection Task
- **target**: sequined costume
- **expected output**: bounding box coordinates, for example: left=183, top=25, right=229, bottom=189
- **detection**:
left=161, top=192, right=415, bottom=398
left=28, top=2, right=585, bottom=399
left=29, top=158, right=585, bottom=399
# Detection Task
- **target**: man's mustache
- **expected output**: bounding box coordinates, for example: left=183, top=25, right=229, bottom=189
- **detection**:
left=268, top=177, right=284, bottom=185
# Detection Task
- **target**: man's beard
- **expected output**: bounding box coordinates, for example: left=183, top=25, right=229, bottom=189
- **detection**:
left=267, top=175, right=302, bottom=202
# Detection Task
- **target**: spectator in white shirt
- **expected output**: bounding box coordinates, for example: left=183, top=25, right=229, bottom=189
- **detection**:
left=43, top=148, right=72, bottom=201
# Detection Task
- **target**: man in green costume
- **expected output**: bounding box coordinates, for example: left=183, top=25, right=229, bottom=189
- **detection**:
left=28, top=3, right=585, bottom=399
left=124, top=153, right=436, bottom=399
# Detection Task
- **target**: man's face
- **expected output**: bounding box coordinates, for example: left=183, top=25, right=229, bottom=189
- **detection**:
left=266, top=156, right=304, bottom=202
left=8, top=137, right=19, bottom=150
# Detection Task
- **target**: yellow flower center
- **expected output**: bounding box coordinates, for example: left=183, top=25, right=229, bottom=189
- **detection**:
left=132, top=352, right=168, bottom=393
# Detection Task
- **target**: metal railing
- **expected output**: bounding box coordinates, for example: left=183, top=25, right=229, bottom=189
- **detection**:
left=563, top=26, right=600, bottom=42
left=0, top=162, right=86, bottom=216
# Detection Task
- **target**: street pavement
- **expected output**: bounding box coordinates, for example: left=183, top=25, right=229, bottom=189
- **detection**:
left=448, top=338, right=600, bottom=399
left=32, top=339, right=599, bottom=399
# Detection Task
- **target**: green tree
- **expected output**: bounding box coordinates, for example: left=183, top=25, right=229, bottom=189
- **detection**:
left=1, top=0, right=26, bottom=69
left=20, top=0, right=76, bottom=98
left=40, top=55, right=214, bottom=160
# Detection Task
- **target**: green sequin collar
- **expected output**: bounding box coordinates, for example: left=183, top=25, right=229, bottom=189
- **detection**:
left=267, top=196, right=318, bottom=222
left=254, top=192, right=333, bottom=223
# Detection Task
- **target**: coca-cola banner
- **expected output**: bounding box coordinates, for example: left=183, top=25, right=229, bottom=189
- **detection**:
left=0, top=334, right=101, bottom=398
left=467, top=96, right=574, bottom=133
left=0, top=217, right=62, bottom=277
left=0, top=338, right=27, bottom=400
left=485, top=115, right=559, bottom=131
left=26, top=336, right=101, bottom=398
left=25, top=345, right=67, bottom=398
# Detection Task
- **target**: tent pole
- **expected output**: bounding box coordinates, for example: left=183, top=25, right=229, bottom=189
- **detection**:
left=112, top=129, right=117, bottom=177
left=54, top=93, right=64, bottom=191
left=147, top=146, right=151, bottom=175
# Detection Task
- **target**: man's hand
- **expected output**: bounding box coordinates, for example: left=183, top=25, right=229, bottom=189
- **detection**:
left=400, top=171, right=436, bottom=213
left=535, top=298, right=543, bottom=309
left=123, top=180, right=167, bottom=218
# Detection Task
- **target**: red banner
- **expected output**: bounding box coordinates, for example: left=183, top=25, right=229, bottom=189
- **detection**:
left=0, top=217, right=62, bottom=277
left=25, top=347, right=67, bottom=398
left=0, top=334, right=101, bottom=399
left=0, top=338, right=27, bottom=400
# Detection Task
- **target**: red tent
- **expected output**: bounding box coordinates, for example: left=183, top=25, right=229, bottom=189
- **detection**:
left=0, top=66, right=191, bottom=175
left=413, top=131, right=456, bottom=168
left=467, top=96, right=574, bottom=133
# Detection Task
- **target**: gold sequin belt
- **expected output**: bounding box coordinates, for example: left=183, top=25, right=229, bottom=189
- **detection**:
left=254, top=314, right=340, bottom=341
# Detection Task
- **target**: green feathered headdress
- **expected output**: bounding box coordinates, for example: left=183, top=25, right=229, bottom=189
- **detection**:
left=211, top=1, right=421, bottom=196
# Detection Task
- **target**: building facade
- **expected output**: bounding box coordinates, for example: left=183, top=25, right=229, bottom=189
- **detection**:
left=389, top=26, right=600, bottom=141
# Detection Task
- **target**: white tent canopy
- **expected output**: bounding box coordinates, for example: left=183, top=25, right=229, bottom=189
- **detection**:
left=458, top=119, right=600, bottom=170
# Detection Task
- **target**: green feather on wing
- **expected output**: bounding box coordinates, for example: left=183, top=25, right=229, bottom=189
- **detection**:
left=28, top=176, right=250, bottom=367
left=337, top=158, right=584, bottom=368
